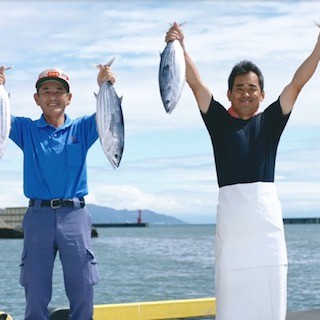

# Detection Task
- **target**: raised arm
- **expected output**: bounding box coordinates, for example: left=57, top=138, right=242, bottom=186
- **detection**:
left=280, top=29, right=320, bottom=115
left=165, top=22, right=212, bottom=113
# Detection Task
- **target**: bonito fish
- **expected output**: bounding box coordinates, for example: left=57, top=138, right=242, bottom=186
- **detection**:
left=0, top=66, right=11, bottom=160
left=159, top=39, right=186, bottom=114
left=95, top=59, right=124, bottom=169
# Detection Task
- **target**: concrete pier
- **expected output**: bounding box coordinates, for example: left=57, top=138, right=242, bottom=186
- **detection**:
left=286, top=309, right=320, bottom=320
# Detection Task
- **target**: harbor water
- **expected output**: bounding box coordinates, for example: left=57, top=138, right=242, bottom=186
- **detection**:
left=0, top=224, right=319, bottom=319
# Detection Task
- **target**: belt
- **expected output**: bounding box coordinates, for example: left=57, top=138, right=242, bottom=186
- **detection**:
left=29, top=198, right=85, bottom=209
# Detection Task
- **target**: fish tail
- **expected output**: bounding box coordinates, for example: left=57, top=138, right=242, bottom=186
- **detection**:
left=95, top=57, right=116, bottom=70
left=105, top=57, right=116, bottom=67
left=168, top=21, right=187, bottom=27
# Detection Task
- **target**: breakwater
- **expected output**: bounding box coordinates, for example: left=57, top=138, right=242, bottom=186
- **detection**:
left=283, top=218, right=320, bottom=224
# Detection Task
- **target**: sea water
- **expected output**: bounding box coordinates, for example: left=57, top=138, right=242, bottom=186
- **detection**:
left=0, top=224, right=319, bottom=319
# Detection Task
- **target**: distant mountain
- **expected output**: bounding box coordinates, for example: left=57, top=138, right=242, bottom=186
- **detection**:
left=87, top=204, right=186, bottom=225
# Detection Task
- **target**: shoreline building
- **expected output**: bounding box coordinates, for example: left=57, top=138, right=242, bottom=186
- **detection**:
left=0, top=207, right=27, bottom=228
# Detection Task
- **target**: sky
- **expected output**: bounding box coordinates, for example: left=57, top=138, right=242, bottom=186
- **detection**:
left=1, top=0, right=320, bottom=223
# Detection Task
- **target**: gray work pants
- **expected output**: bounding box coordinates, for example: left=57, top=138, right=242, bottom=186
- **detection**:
left=19, top=199, right=98, bottom=320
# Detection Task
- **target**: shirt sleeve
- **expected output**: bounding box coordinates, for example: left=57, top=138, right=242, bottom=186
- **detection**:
left=200, top=97, right=229, bottom=144
left=75, top=114, right=99, bottom=149
left=9, top=115, right=32, bottom=149
left=263, top=97, right=291, bottom=140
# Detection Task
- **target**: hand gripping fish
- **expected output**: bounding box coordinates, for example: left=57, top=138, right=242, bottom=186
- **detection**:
left=159, top=25, right=186, bottom=114
left=0, top=66, right=12, bottom=160
left=95, top=58, right=124, bottom=169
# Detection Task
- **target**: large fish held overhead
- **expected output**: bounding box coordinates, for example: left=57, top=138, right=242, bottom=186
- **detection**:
left=95, top=58, right=124, bottom=169
left=159, top=39, right=186, bottom=114
left=0, top=66, right=11, bottom=160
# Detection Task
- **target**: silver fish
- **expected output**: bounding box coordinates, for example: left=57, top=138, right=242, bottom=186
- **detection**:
left=0, top=67, right=11, bottom=160
left=159, top=40, right=186, bottom=114
left=95, top=59, right=124, bottom=169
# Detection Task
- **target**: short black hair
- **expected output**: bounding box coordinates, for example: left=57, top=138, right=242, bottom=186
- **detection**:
left=228, top=60, right=264, bottom=91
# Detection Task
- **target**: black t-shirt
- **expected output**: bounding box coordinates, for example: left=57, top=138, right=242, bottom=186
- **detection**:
left=201, top=97, right=290, bottom=188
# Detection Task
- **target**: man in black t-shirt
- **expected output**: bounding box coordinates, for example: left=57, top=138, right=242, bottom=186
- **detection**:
left=164, top=22, right=320, bottom=320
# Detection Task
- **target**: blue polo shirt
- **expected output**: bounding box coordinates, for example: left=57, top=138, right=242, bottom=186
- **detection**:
left=9, top=113, right=98, bottom=200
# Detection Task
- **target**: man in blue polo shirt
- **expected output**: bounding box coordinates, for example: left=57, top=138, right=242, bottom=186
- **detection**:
left=0, top=65, right=115, bottom=320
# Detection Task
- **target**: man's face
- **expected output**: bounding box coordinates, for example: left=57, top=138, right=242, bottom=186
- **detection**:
left=34, top=81, right=72, bottom=117
left=227, top=71, right=265, bottom=119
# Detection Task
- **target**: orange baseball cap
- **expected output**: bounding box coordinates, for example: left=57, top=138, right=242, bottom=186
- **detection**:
left=35, top=68, right=70, bottom=92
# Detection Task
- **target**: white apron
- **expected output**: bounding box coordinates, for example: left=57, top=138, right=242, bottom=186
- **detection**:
left=216, top=182, right=287, bottom=269
left=215, top=182, right=288, bottom=320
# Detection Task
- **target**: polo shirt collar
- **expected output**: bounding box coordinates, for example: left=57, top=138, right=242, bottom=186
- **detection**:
left=36, top=114, right=73, bottom=129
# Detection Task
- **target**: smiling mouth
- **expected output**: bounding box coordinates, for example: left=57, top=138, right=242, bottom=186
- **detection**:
left=48, top=102, right=60, bottom=107
left=240, top=101, right=252, bottom=106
